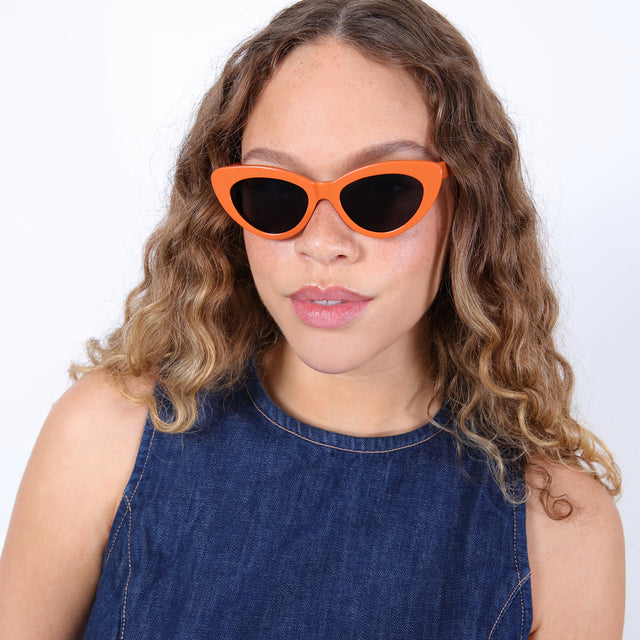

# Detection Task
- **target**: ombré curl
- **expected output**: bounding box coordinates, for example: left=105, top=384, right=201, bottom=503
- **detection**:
left=72, top=0, right=620, bottom=516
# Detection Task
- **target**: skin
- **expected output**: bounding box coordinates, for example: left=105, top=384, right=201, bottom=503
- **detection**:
left=241, top=39, right=452, bottom=436
left=0, top=38, right=624, bottom=639
left=526, top=464, right=625, bottom=638
left=0, top=373, right=150, bottom=638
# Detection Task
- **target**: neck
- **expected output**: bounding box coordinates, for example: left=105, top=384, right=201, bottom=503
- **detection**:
left=258, top=341, right=440, bottom=438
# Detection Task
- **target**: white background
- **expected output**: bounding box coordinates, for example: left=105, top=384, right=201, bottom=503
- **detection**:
left=1, top=0, right=638, bottom=634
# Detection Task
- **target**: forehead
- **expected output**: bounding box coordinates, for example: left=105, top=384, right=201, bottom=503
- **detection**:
left=242, top=38, right=433, bottom=175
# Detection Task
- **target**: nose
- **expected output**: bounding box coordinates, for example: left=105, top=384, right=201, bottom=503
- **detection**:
left=294, top=199, right=360, bottom=264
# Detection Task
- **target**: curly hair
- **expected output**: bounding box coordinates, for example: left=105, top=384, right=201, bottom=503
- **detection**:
left=72, top=0, right=620, bottom=518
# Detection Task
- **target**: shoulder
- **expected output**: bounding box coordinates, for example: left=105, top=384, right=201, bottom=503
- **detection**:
left=48, top=371, right=151, bottom=459
left=32, top=369, right=153, bottom=535
left=525, top=461, right=625, bottom=639
left=0, top=371, right=150, bottom=638
left=39, top=371, right=152, bottom=517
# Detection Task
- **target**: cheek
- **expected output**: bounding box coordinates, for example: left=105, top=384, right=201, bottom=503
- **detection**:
left=244, top=231, right=273, bottom=278
left=243, top=230, right=290, bottom=294
left=385, top=206, right=451, bottom=292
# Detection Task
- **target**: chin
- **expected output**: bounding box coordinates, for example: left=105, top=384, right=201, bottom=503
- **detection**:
left=287, top=336, right=390, bottom=376
left=295, top=352, right=360, bottom=376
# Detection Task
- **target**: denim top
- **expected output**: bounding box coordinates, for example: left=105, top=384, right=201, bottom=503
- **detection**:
left=85, top=366, right=532, bottom=639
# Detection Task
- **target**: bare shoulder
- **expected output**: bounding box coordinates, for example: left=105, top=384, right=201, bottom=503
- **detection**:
left=31, top=370, right=152, bottom=520
left=47, top=370, right=151, bottom=461
left=525, top=461, right=625, bottom=639
left=0, top=371, right=151, bottom=639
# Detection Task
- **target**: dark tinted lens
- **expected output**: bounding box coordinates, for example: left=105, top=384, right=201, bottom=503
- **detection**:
left=340, top=174, right=423, bottom=232
left=230, top=178, right=308, bottom=234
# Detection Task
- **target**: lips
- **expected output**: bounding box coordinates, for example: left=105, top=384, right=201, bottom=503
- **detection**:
left=289, top=286, right=371, bottom=329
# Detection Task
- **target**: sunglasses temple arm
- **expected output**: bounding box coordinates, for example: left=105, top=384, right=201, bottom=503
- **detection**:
left=438, top=161, right=451, bottom=178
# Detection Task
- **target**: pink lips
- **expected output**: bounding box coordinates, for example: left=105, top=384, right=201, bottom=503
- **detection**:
left=289, top=286, right=371, bottom=329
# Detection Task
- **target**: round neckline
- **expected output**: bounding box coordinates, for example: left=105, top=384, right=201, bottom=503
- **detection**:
left=244, top=363, right=449, bottom=453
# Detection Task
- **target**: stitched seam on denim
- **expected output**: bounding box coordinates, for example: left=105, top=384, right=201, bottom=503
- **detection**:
left=487, top=571, right=532, bottom=639
left=487, top=505, right=527, bottom=640
left=120, top=494, right=133, bottom=640
left=512, top=504, right=525, bottom=640
left=247, top=386, right=442, bottom=453
left=104, top=427, right=156, bottom=568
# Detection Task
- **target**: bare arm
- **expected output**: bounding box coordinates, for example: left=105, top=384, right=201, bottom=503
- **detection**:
left=0, top=373, right=148, bottom=639
left=526, top=463, right=625, bottom=639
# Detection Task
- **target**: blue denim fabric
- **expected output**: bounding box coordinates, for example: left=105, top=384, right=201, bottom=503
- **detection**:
left=85, top=366, right=532, bottom=639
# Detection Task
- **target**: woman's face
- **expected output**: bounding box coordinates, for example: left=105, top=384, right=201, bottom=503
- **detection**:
left=242, top=38, right=453, bottom=376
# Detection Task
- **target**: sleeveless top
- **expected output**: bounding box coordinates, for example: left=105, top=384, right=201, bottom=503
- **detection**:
left=84, top=366, right=532, bottom=639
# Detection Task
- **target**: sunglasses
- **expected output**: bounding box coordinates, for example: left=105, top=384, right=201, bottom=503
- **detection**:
left=210, top=160, right=450, bottom=239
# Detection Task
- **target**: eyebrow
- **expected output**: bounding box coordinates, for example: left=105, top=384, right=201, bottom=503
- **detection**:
left=241, top=140, right=438, bottom=171
left=351, top=140, right=438, bottom=165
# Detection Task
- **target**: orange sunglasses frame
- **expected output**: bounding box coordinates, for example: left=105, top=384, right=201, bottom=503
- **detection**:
left=210, top=159, right=450, bottom=239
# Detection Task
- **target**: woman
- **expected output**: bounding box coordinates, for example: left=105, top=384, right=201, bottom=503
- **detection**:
left=0, top=0, right=624, bottom=638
